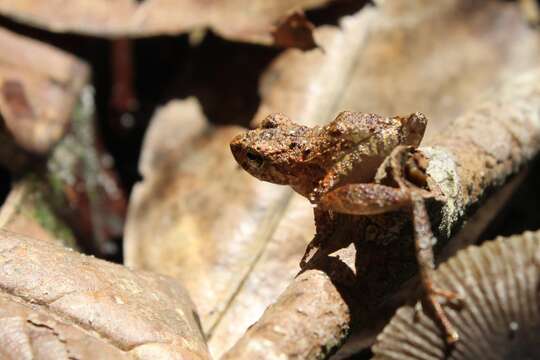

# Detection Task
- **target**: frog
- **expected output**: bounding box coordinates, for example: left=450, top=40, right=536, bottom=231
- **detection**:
left=230, top=110, right=427, bottom=206
left=231, top=111, right=462, bottom=345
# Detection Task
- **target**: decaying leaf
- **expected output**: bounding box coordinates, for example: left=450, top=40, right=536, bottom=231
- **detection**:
left=256, top=0, right=540, bottom=138
left=0, top=229, right=209, bottom=359
left=372, top=230, right=540, bottom=360
left=0, top=0, right=331, bottom=46
left=0, top=27, right=89, bottom=154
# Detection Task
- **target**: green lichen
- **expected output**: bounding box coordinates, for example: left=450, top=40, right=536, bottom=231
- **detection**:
left=422, top=146, right=464, bottom=238
left=44, top=86, right=111, bottom=251
left=31, top=193, right=77, bottom=249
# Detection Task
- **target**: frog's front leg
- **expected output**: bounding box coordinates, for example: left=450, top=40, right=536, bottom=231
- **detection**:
left=318, top=183, right=409, bottom=215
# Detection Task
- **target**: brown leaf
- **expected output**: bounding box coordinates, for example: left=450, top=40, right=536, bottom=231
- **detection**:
left=271, top=11, right=318, bottom=51
left=0, top=0, right=332, bottom=45
left=124, top=98, right=291, bottom=334
left=0, top=31, right=123, bottom=255
left=208, top=194, right=314, bottom=357
left=372, top=230, right=540, bottom=359
left=0, top=229, right=209, bottom=359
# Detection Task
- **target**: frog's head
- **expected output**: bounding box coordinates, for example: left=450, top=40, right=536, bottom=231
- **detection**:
left=400, top=112, right=428, bottom=147
left=230, top=113, right=310, bottom=186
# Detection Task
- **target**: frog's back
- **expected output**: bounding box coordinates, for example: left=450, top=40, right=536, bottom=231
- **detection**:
left=324, top=111, right=397, bottom=145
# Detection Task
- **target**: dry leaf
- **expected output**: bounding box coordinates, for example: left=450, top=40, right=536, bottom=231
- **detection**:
left=372, top=230, right=540, bottom=359
left=124, top=98, right=291, bottom=334
left=208, top=194, right=314, bottom=357
left=0, top=0, right=330, bottom=45
left=0, top=229, right=209, bottom=359
left=0, top=29, right=124, bottom=254
left=256, top=0, right=540, bottom=139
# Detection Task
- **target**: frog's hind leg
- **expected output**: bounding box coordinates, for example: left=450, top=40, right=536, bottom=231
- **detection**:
left=411, top=191, right=461, bottom=345
left=319, top=183, right=409, bottom=215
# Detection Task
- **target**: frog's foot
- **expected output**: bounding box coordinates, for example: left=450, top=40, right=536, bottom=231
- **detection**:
left=430, top=286, right=463, bottom=303
left=317, top=183, right=409, bottom=215
left=424, top=282, right=461, bottom=345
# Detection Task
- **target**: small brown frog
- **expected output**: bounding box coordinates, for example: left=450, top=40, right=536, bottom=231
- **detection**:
left=230, top=111, right=427, bottom=204
left=231, top=112, right=462, bottom=345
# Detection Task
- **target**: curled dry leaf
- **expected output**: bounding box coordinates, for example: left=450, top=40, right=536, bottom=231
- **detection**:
left=124, top=99, right=321, bottom=358
left=372, top=230, right=540, bottom=360
left=0, top=229, right=209, bottom=359
left=0, top=27, right=89, bottom=155
left=0, top=0, right=329, bottom=46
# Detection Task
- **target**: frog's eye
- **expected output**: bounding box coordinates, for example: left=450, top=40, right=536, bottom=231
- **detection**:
left=247, top=151, right=264, bottom=167
left=261, top=113, right=291, bottom=129
left=261, top=116, right=279, bottom=129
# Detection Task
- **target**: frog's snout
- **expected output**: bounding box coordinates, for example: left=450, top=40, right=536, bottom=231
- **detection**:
left=230, top=136, right=247, bottom=165
left=230, top=136, right=265, bottom=174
